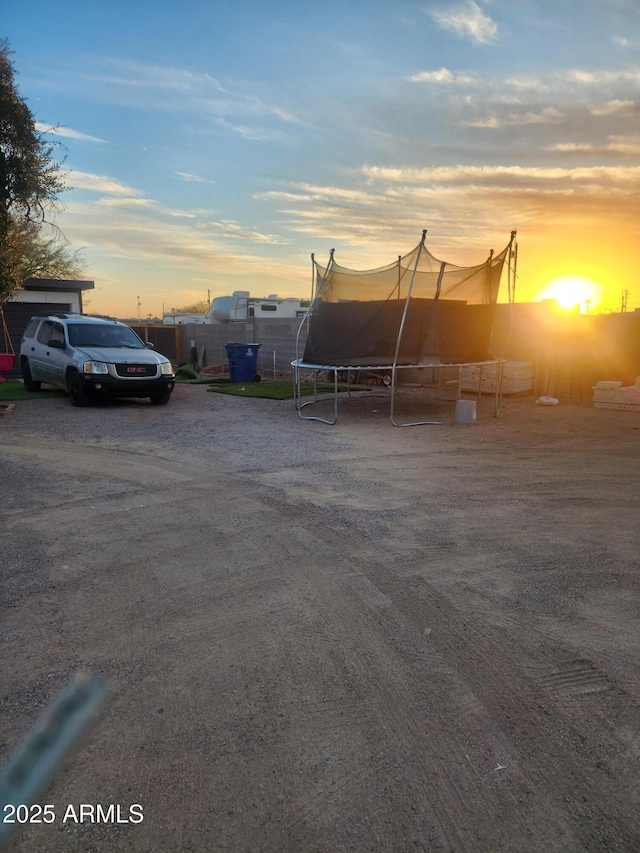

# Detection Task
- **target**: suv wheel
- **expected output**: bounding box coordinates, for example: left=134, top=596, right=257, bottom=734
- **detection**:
left=66, top=370, right=91, bottom=407
left=150, top=392, right=171, bottom=406
left=21, top=358, right=42, bottom=392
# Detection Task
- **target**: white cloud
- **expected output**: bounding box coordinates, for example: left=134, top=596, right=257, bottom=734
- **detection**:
left=546, top=136, right=640, bottom=155
left=96, top=197, right=159, bottom=209
left=250, top=160, right=640, bottom=275
left=199, top=219, right=290, bottom=245
left=243, top=97, right=298, bottom=124
left=589, top=99, right=635, bottom=115
left=62, top=198, right=305, bottom=303
left=545, top=143, right=595, bottom=153
left=61, top=175, right=292, bottom=280
left=175, top=172, right=216, bottom=185
left=215, top=118, right=275, bottom=141
left=35, top=122, right=107, bottom=144
left=506, top=75, right=549, bottom=92
left=359, top=163, right=640, bottom=193
left=462, top=107, right=563, bottom=128
left=96, top=60, right=229, bottom=96
left=430, top=1, right=498, bottom=44
left=256, top=183, right=388, bottom=207
left=39, top=57, right=299, bottom=131
left=69, top=171, right=141, bottom=196
left=567, top=67, right=640, bottom=85
left=83, top=58, right=299, bottom=126
left=607, top=135, right=640, bottom=153
left=409, top=67, right=476, bottom=85
left=506, top=68, right=640, bottom=98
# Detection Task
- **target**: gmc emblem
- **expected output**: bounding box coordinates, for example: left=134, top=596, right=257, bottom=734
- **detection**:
left=127, top=367, right=146, bottom=373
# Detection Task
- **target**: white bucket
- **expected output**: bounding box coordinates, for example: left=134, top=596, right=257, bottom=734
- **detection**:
left=454, top=399, right=477, bottom=425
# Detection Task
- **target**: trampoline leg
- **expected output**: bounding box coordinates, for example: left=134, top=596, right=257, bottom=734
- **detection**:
left=389, top=370, right=443, bottom=427
left=295, top=366, right=339, bottom=425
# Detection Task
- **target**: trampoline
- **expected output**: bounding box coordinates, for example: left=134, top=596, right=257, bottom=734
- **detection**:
left=292, top=229, right=517, bottom=426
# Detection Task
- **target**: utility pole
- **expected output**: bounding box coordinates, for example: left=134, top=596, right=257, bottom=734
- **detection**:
left=137, top=295, right=141, bottom=321
left=620, top=290, right=629, bottom=313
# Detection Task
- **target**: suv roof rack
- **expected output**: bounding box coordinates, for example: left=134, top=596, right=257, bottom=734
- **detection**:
left=31, top=311, right=119, bottom=322
left=81, top=313, right=119, bottom=321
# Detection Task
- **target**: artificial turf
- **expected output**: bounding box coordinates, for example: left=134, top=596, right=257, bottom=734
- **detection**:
left=0, top=381, right=67, bottom=402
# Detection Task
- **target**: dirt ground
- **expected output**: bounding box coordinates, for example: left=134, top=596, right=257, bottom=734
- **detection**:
left=1, top=383, right=639, bottom=852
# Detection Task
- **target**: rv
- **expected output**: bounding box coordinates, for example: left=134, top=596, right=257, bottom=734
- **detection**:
left=162, top=312, right=209, bottom=325
left=164, top=292, right=311, bottom=325
left=209, top=292, right=311, bottom=323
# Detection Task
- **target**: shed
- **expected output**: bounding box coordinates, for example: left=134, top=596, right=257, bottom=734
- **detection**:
left=2, top=279, right=95, bottom=379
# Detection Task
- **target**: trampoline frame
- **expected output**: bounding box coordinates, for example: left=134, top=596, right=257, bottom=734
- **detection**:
left=291, top=358, right=505, bottom=426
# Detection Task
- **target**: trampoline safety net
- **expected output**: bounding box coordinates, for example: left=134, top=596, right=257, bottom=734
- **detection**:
left=302, top=231, right=515, bottom=367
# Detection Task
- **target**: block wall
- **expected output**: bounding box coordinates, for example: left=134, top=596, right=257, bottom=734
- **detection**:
left=179, top=318, right=308, bottom=378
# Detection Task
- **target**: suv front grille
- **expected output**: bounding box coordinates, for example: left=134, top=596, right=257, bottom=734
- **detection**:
left=114, top=363, right=158, bottom=378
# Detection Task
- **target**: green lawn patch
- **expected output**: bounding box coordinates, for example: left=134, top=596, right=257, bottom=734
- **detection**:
left=0, top=381, right=67, bottom=402
left=174, top=365, right=230, bottom=384
left=207, top=381, right=351, bottom=400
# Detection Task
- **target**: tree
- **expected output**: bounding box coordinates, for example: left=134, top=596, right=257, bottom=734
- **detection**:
left=171, top=300, right=210, bottom=314
left=0, top=38, right=79, bottom=302
left=1, top=218, right=85, bottom=294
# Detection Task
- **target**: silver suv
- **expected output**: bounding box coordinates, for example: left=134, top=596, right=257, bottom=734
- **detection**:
left=20, top=313, right=175, bottom=407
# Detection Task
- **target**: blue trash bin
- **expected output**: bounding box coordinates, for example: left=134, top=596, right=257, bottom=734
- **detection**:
left=224, top=343, right=261, bottom=383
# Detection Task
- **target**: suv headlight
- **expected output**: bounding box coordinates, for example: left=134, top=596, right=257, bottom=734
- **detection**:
left=83, top=361, right=109, bottom=374
left=160, top=362, right=174, bottom=375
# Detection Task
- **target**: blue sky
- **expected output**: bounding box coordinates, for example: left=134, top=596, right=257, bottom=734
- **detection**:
left=5, top=0, right=640, bottom=316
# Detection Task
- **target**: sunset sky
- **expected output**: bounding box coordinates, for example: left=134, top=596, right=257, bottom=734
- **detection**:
left=5, top=0, right=640, bottom=318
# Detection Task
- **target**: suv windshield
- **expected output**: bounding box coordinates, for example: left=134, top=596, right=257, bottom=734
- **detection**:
left=67, top=324, right=145, bottom=349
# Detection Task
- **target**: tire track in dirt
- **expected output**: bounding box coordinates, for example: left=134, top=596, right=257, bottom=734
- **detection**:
left=244, top=485, right=535, bottom=847
left=236, top=516, right=508, bottom=851
left=246, top=472, right=640, bottom=850
left=344, top=554, right=640, bottom=851
left=0, top=437, right=201, bottom=485
left=533, top=659, right=611, bottom=698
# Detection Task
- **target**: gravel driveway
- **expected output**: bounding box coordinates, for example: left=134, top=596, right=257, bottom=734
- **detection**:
left=2, top=383, right=640, bottom=852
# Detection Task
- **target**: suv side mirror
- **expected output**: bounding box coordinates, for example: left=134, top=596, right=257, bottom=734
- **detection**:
left=145, top=341, right=155, bottom=349
left=47, top=339, right=66, bottom=349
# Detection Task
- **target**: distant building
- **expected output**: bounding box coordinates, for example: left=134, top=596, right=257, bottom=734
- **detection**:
left=163, top=292, right=311, bottom=325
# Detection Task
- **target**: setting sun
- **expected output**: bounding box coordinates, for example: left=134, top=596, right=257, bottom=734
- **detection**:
left=535, top=275, right=604, bottom=313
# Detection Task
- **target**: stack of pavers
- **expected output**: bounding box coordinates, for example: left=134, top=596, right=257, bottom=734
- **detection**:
left=593, top=378, right=640, bottom=411
left=459, top=361, right=533, bottom=396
